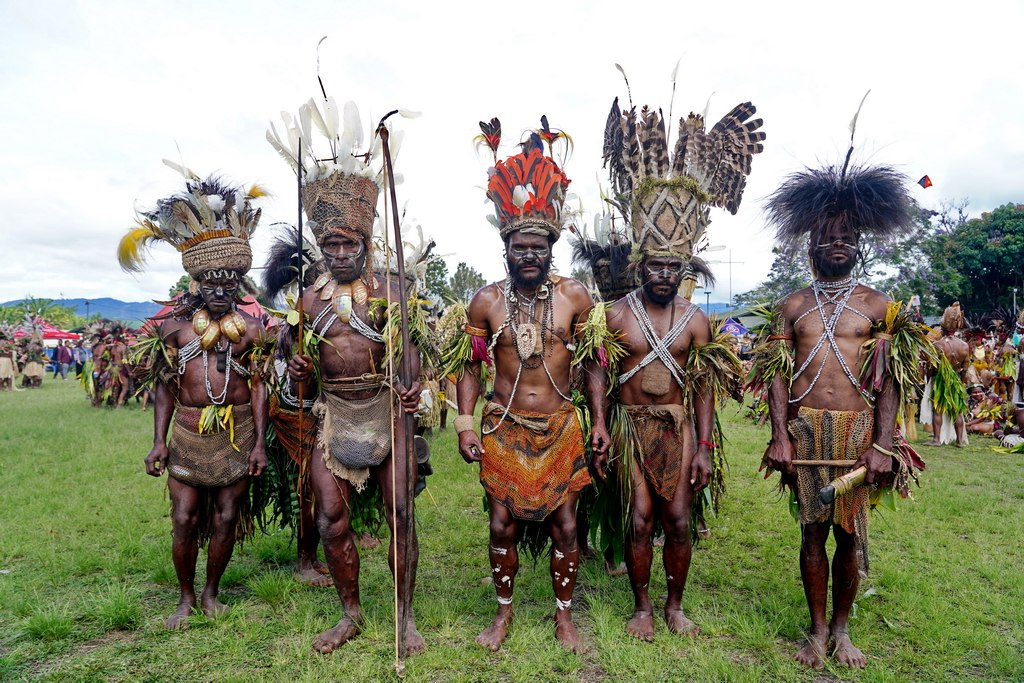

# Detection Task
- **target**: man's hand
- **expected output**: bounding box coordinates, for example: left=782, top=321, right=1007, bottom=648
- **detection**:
left=690, top=446, right=712, bottom=490
left=590, top=424, right=610, bottom=480
left=762, top=436, right=796, bottom=478
left=248, top=443, right=267, bottom=477
left=144, top=443, right=169, bottom=477
left=458, top=430, right=485, bottom=463
left=855, top=444, right=893, bottom=486
left=287, top=354, right=313, bottom=383
left=396, top=381, right=421, bottom=414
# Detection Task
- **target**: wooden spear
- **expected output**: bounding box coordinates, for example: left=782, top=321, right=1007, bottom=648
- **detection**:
left=376, top=113, right=417, bottom=666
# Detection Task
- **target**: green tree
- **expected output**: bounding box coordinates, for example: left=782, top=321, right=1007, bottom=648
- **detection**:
left=448, top=262, right=486, bottom=305
left=169, top=275, right=191, bottom=298
left=424, top=259, right=452, bottom=301
left=931, top=202, right=1024, bottom=316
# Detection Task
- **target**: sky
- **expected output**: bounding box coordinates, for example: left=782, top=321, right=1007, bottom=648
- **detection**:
left=1, top=0, right=1022, bottom=306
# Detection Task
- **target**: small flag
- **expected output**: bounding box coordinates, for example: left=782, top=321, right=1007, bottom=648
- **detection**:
left=918, top=175, right=933, bottom=189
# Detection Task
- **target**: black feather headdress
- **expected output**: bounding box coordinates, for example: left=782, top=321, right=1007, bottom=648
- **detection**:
left=765, top=164, right=913, bottom=249
left=262, top=226, right=325, bottom=303
left=570, top=236, right=636, bottom=301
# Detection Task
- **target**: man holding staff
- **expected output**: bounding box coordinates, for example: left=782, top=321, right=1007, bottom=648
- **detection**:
left=753, top=150, right=927, bottom=669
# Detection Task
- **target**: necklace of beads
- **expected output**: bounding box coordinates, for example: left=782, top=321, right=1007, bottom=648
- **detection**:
left=789, top=278, right=873, bottom=405
left=483, top=279, right=569, bottom=435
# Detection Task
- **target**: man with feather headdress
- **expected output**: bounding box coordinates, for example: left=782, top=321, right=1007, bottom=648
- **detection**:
left=270, top=98, right=427, bottom=655
left=597, top=92, right=758, bottom=641
left=119, top=166, right=270, bottom=630
left=752, top=129, right=928, bottom=668
left=448, top=119, right=610, bottom=653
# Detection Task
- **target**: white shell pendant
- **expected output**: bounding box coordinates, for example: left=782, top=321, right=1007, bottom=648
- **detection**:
left=515, top=323, right=538, bottom=360
left=333, top=292, right=353, bottom=323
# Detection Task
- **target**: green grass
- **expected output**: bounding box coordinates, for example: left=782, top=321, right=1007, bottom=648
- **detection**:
left=1, top=380, right=1022, bottom=681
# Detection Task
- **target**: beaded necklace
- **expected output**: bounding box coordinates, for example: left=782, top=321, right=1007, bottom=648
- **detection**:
left=483, top=279, right=570, bottom=434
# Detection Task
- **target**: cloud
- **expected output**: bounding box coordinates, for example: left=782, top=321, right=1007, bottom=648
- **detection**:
left=1, top=0, right=1022, bottom=305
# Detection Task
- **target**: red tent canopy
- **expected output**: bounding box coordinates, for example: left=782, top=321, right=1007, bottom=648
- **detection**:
left=14, top=320, right=80, bottom=340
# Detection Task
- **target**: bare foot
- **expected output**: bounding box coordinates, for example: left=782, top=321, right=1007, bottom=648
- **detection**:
left=405, top=620, right=426, bottom=656
left=313, top=559, right=331, bottom=575
left=922, top=440, right=941, bottom=446
left=476, top=606, right=513, bottom=651
left=955, top=440, right=968, bottom=449
left=200, top=593, right=230, bottom=619
left=626, top=610, right=655, bottom=641
left=164, top=602, right=193, bottom=630
left=312, top=615, right=362, bottom=654
left=294, top=566, right=333, bottom=587
left=356, top=533, right=381, bottom=550
left=831, top=630, right=867, bottom=668
left=664, top=608, right=699, bottom=636
left=554, top=614, right=584, bottom=653
left=794, top=630, right=828, bottom=670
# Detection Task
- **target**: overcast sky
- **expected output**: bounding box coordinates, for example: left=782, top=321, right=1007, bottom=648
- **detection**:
left=1, top=0, right=1022, bottom=306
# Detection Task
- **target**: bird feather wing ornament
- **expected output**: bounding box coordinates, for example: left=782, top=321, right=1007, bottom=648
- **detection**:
left=602, top=70, right=766, bottom=262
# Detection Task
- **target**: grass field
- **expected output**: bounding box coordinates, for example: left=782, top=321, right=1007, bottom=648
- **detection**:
left=1, top=379, right=1022, bottom=682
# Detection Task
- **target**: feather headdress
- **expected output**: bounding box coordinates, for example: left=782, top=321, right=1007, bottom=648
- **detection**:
left=480, top=117, right=574, bottom=242
left=765, top=164, right=913, bottom=250
left=267, top=98, right=386, bottom=247
left=570, top=209, right=636, bottom=301
left=372, top=212, right=438, bottom=297
left=118, top=162, right=265, bottom=279
left=603, top=91, right=765, bottom=261
left=261, top=225, right=325, bottom=303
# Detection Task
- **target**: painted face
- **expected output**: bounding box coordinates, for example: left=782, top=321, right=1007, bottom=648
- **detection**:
left=641, top=256, right=684, bottom=305
left=321, top=234, right=367, bottom=283
left=199, top=275, right=239, bottom=316
left=506, top=231, right=552, bottom=289
left=812, top=221, right=858, bottom=278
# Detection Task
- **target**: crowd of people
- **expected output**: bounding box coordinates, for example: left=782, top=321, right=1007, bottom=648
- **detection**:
left=9, top=81, right=1007, bottom=675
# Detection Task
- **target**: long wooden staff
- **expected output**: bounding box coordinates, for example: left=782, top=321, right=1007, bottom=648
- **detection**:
left=376, top=114, right=417, bottom=665
left=296, top=139, right=307, bottom=533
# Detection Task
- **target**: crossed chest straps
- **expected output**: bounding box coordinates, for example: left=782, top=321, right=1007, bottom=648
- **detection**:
left=617, top=291, right=698, bottom=390
left=309, top=299, right=384, bottom=344
left=789, top=278, right=874, bottom=405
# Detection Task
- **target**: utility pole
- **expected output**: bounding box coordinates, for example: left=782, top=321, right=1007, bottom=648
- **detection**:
left=705, top=290, right=711, bottom=315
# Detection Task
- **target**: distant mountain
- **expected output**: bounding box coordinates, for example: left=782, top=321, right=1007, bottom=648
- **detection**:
left=1, top=297, right=162, bottom=326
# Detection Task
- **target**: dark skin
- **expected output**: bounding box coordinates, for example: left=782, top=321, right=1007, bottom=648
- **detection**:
left=606, top=255, right=714, bottom=641
left=91, top=338, right=108, bottom=407
left=287, top=233, right=424, bottom=655
left=457, top=230, right=610, bottom=654
left=108, top=337, right=131, bottom=407
left=763, top=224, right=896, bottom=670
left=926, top=334, right=970, bottom=446
left=143, top=275, right=268, bottom=630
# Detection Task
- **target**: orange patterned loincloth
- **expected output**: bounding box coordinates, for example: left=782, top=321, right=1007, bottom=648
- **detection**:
left=480, top=401, right=591, bottom=522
